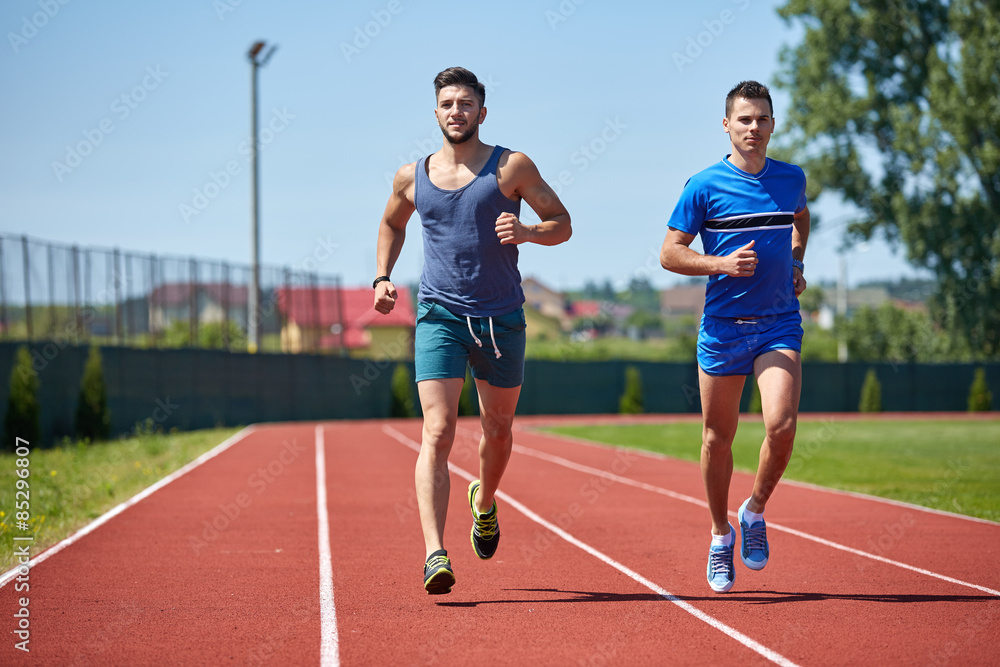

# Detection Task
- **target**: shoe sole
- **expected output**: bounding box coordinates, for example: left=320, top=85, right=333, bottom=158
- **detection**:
left=468, top=481, right=498, bottom=560
left=709, top=578, right=734, bottom=593
left=424, top=568, right=455, bottom=595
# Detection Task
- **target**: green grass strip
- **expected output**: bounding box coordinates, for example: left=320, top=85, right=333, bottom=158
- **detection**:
left=0, top=427, right=241, bottom=572
left=542, top=418, right=1000, bottom=523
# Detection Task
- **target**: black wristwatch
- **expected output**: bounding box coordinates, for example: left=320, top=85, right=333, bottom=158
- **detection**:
left=373, top=275, right=391, bottom=289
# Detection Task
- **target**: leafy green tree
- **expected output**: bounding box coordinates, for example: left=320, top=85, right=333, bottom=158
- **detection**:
left=968, top=367, right=993, bottom=412
left=3, top=346, right=41, bottom=451
left=622, top=277, right=661, bottom=313
left=75, top=346, right=111, bottom=441
left=840, top=303, right=969, bottom=363
left=776, top=0, right=1000, bottom=357
left=619, top=365, right=644, bottom=414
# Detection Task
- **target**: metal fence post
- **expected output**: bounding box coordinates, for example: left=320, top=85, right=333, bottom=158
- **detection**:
left=22, top=235, right=32, bottom=340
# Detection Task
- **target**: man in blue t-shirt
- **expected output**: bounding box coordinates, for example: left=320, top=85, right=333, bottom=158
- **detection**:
left=660, top=80, right=810, bottom=594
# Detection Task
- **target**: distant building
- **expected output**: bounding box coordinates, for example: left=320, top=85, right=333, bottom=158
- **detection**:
left=815, top=286, right=892, bottom=329
left=148, top=283, right=248, bottom=332
left=659, top=284, right=705, bottom=321
left=522, top=276, right=570, bottom=327
left=275, top=285, right=415, bottom=358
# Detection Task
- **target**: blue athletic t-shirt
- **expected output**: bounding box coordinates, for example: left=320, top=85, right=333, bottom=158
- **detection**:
left=667, top=156, right=806, bottom=318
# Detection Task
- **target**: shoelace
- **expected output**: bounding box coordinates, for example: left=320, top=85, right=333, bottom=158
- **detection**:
left=709, top=548, right=733, bottom=575
left=743, top=524, right=768, bottom=552
left=473, top=508, right=498, bottom=540
left=465, top=316, right=502, bottom=359
left=425, top=555, right=450, bottom=572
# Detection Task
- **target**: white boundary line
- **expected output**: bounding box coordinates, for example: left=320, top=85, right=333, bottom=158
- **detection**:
left=525, top=427, right=1000, bottom=526
left=507, top=440, right=1000, bottom=598
left=0, top=425, right=257, bottom=589
left=382, top=425, right=800, bottom=667
left=315, top=425, right=340, bottom=667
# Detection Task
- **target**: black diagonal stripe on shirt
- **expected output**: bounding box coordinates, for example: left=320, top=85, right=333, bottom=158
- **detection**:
left=705, top=213, right=794, bottom=230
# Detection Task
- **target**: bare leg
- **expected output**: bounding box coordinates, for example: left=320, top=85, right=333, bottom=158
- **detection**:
left=415, top=378, right=464, bottom=558
left=471, top=380, right=521, bottom=513
left=746, top=349, right=802, bottom=513
left=698, top=369, right=746, bottom=536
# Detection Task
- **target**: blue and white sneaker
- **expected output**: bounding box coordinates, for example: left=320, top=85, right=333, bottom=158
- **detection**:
left=738, top=498, right=769, bottom=570
left=707, top=524, right=735, bottom=593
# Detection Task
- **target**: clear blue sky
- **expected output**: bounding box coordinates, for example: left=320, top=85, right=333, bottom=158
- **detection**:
left=1, top=0, right=926, bottom=293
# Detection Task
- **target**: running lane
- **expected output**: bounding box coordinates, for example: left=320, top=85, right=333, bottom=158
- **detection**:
left=0, top=424, right=322, bottom=665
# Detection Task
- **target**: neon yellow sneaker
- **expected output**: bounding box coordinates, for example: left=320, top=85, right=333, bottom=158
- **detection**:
left=423, top=549, right=455, bottom=595
left=468, top=480, right=500, bottom=559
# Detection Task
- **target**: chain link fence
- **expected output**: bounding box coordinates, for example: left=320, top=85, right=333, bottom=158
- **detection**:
left=0, top=233, right=344, bottom=354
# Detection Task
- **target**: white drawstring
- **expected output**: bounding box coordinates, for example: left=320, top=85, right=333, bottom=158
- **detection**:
left=487, top=317, right=501, bottom=359
left=466, top=315, right=502, bottom=359
left=466, top=316, right=482, bottom=347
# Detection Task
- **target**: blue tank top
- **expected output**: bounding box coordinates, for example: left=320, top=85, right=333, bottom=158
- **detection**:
left=414, top=145, right=524, bottom=317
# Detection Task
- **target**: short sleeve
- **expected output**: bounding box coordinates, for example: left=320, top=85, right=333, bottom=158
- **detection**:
left=667, top=177, right=707, bottom=235
left=795, top=167, right=807, bottom=213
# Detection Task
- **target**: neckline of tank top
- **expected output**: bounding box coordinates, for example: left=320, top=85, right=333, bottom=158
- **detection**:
left=422, top=145, right=504, bottom=194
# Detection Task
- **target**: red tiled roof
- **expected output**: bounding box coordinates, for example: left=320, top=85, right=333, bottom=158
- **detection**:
left=275, top=286, right=415, bottom=328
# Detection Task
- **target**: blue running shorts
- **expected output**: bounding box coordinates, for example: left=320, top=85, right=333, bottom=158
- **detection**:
left=697, top=310, right=803, bottom=376
left=414, top=302, right=526, bottom=388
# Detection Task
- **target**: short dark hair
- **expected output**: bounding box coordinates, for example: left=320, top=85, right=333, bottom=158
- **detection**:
left=725, top=80, right=773, bottom=118
left=433, top=67, right=486, bottom=108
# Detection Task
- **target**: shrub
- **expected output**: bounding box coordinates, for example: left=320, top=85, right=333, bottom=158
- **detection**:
left=748, top=377, right=763, bottom=414
left=619, top=365, right=644, bottom=414
left=859, top=368, right=882, bottom=413
left=968, top=367, right=993, bottom=412
left=389, top=364, right=416, bottom=418
left=75, top=346, right=112, bottom=441
left=458, top=367, right=476, bottom=417
left=3, top=346, right=41, bottom=451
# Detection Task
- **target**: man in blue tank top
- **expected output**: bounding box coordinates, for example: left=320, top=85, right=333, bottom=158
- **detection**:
left=372, top=67, right=571, bottom=594
left=660, top=81, right=810, bottom=594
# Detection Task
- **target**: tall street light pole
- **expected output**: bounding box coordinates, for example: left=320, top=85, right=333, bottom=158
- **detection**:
left=247, top=40, right=277, bottom=353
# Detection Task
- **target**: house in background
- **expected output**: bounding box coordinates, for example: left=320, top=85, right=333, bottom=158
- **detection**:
left=659, top=284, right=705, bottom=322
left=276, top=285, right=415, bottom=358
left=522, top=276, right=571, bottom=328
left=148, top=283, right=248, bottom=332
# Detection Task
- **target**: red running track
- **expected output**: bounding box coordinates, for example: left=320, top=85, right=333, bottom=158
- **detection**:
left=1, top=417, right=998, bottom=665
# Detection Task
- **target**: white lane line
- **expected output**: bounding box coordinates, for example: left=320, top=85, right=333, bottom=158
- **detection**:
left=315, top=425, right=340, bottom=667
left=382, top=425, right=799, bottom=667
left=527, top=427, right=1000, bottom=526
left=507, top=439, right=1000, bottom=598
left=0, top=425, right=257, bottom=589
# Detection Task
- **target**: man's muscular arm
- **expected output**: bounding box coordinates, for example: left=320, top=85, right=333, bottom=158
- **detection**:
left=659, top=228, right=758, bottom=277
left=373, top=164, right=416, bottom=314
left=495, top=151, right=571, bottom=246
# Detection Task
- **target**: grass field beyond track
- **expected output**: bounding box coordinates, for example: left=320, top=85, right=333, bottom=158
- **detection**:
left=542, top=417, right=1000, bottom=523
left=0, top=427, right=240, bottom=572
